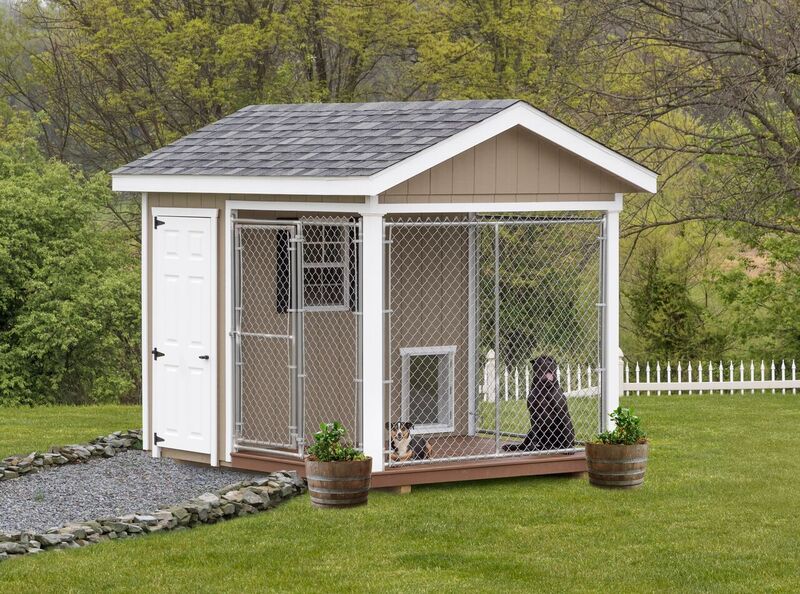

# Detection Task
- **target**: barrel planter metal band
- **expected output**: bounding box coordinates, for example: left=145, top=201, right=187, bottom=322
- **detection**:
left=305, top=458, right=372, bottom=508
left=585, top=442, right=649, bottom=489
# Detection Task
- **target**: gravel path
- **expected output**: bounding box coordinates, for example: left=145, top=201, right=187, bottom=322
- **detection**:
left=0, top=450, right=261, bottom=533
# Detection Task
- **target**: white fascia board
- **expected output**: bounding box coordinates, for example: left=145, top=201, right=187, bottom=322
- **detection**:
left=369, top=102, right=657, bottom=194
left=112, top=174, right=372, bottom=196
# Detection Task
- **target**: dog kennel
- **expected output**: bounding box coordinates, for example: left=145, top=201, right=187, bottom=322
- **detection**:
left=112, top=99, right=656, bottom=487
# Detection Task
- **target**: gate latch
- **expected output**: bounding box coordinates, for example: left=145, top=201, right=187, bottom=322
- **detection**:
left=153, top=433, right=165, bottom=445
left=152, top=348, right=165, bottom=360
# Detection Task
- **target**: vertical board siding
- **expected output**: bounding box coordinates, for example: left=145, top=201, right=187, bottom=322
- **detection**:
left=379, top=126, right=634, bottom=203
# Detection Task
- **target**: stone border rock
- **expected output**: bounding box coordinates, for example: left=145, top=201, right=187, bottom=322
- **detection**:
left=0, top=471, right=306, bottom=562
left=1, top=429, right=144, bottom=481
left=0, top=429, right=307, bottom=561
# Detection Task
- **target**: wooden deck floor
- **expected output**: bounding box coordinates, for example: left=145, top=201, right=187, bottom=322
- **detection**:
left=231, top=434, right=586, bottom=488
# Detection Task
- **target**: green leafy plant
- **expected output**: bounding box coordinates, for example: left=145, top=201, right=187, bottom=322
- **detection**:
left=306, top=421, right=366, bottom=462
left=595, top=407, right=647, bottom=445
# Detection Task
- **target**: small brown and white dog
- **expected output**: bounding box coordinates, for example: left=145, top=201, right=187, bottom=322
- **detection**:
left=386, top=421, right=432, bottom=461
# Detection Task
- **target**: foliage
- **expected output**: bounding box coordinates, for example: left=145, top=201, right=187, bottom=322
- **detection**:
left=716, top=237, right=800, bottom=358
left=624, top=242, right=726, bottom=361
left=306, top=421, right=366, bottom=462
left=0, top=0, right=796, bottom=372
left=0, top=111, right=140, bottom=405
left=595, top=406, right=647, bottom=445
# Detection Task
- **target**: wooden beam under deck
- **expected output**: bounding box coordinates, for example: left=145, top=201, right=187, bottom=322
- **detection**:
left=231, top=451, right=587, bottom=489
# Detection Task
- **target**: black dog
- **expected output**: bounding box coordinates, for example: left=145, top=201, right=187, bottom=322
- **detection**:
left=386, top=422, right=432, bottom=461
left=502, top=355, right=575, bottom=452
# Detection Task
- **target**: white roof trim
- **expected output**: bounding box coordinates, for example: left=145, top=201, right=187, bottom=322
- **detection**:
left=112, top=102, right=657, bottom=195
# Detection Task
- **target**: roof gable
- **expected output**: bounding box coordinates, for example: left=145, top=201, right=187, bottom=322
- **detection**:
left=112, top=100, right=657, bottom=195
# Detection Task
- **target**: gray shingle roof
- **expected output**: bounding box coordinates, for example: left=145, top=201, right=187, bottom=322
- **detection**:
left=113, top=100, right=519, bottom=177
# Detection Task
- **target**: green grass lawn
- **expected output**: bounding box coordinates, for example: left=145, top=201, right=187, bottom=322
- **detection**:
left=0, top=405, right=141, bottom=459
left=2, top=395, right=800, bottom=593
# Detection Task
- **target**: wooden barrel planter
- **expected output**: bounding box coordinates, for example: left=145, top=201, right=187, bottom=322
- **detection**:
left=585, top=442, right=649, bottom=489
left=305, top=458, right=372, bottom=508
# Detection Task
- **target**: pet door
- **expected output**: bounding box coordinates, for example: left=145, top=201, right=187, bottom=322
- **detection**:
left=400, top=346, right=455, bottom=433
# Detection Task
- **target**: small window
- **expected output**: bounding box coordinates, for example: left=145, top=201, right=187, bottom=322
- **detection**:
left=303, top=224, right=349, bottom=311
left=400, top=346, right=456, bottom=433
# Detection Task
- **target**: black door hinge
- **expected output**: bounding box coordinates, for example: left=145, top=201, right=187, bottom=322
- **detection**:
left=153, top=432, right=165, bottom=445
left=154, top=217, right=165, bottom=229
left=152, top=348, right=165, bottom=360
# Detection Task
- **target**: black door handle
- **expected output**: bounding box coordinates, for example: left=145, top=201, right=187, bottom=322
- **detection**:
left=199, top=355, right=210, bottom=360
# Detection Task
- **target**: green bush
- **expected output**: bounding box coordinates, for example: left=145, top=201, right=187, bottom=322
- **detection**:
left=0, top=112, right=140, bottom=405
left=595, top=406, right=647, bottom=445
left=306, top=421, right=366, bottom=462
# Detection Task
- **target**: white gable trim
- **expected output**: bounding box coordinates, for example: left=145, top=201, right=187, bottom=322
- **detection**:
left=112, top=102, right=657, bottom=195
left=370, top=102, right=657, bottom=194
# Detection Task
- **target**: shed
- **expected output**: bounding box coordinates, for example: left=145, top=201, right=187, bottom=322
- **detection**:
left=112, top=100, right=657, bottom=488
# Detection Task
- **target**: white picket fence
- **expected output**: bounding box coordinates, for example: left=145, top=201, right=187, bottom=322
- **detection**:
left=623, top=358, right=799, bottom=395
left=479, top=350, right=800, bottom=400
left=480, top=350, right=600, bottom=402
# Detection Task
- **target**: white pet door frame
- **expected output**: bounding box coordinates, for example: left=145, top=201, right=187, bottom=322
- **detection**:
left=400, top=345, right=456, bottom=434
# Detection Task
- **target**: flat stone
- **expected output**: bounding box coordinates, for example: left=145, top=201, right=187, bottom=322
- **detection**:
left=241, top=491, right=263, bottom=507
left=165, top=507, right=189, bottom=522
left=134, top=515, right=158, bottom=525
left=196, top=492, right=220, bottom=506
left=0, top=542, right=26, bottom=554
left=102, top=446, right=116, bottom=458
left=3, top=471, right=19, bottom=479
left=223, top=490, right=245, bottom=503
left=35, top=533, right=72, bottom=547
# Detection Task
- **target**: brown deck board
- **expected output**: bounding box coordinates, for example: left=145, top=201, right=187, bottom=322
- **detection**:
left=231, top=434, right=586, bottom=489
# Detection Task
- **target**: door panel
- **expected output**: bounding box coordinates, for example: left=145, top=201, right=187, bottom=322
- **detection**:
left=153, top=215, right=213, bottom=454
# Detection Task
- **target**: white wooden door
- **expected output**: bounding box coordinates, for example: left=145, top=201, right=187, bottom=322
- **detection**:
left=152, top=215, right=214, bottom=454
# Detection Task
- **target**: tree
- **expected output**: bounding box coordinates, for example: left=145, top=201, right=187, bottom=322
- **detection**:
left=624, top=243, right=726, bottom=361
left=0, top=110, right=139, bottom=404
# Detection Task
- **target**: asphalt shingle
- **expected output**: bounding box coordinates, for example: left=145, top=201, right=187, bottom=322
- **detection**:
left=113, top=100, right=519, bottom=177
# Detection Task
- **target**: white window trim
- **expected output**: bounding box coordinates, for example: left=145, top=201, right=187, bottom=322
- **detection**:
left=302, top=223, right=351, bottom=313
left=400, top=345, right=457, bottom=434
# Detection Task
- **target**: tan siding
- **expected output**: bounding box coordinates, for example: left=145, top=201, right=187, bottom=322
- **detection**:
left=430, top=159, right=453, bottom=195
left=379, top=126, right=639, bottom=203
left=495, top=128, right=518, bottom=194
left=452, top=148, right=475, bottom=194
left=473, top=136, right=497, bottom=194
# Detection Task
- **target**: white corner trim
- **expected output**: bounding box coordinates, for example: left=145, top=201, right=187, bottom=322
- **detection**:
left=112, top=102, right=657, bottom=196
left=224, top=203, right=234, bottom=463
left=141, top=193, right=150, bottom=453
left=208, top=214, right=219, bottom=467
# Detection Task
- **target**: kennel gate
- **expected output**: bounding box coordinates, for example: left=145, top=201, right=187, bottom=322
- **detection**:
left=385, top=214, right=606, bottom=466
left=232, top=216, right=362, bottom=457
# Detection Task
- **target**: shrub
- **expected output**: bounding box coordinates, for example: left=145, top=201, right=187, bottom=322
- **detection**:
left=0, top=112, right=140, bottom=405
left=595, top=406, right=647, bottom=445
left=306, top=421, right=366, bottom=462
